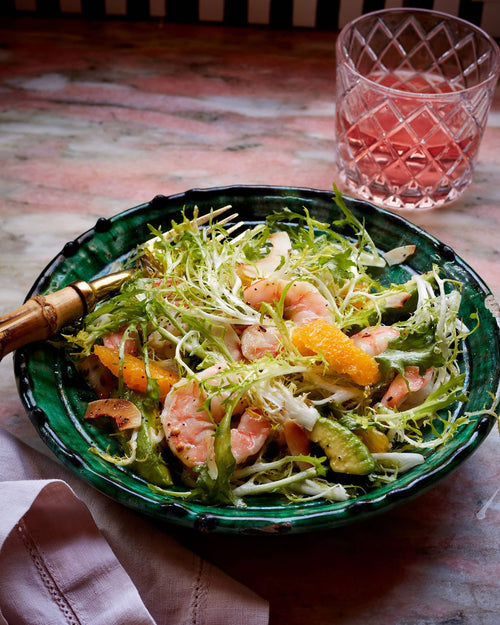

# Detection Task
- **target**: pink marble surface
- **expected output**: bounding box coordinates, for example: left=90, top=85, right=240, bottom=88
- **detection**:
left=0, top=17, right=499, bottom=625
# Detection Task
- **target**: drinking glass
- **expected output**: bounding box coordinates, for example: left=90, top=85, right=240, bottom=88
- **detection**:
left=335, top=9, right=500, bottom=210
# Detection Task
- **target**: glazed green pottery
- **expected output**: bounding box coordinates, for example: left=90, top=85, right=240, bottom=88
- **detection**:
left=14, top=186, right=500, bottom=534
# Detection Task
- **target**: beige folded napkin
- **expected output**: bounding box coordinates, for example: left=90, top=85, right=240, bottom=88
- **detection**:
left=0, top=427, right=269, bottom=625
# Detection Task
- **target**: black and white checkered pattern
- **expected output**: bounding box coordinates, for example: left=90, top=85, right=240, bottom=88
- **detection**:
left=2, top=0, right=499, bottom=37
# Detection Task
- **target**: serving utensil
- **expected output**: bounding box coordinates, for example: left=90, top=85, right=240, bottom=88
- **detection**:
left=0, top=205, right=239, bottom=361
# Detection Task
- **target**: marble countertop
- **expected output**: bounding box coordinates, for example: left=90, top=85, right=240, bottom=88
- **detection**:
left=1, top=16, right=499, bottom=625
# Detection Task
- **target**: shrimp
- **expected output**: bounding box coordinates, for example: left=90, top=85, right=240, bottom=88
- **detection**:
left=352, top=327, right=433, bottom=408
left=381, top=366, right=433, bottom=409
left=161, top=364, right=271, bottom=468
left=243, top=278, right=331, bottom=325
left=230, top=409, right=272, bottom=464
left=283, top=420, right=312, bottom=470
left=240, top=324, right=281, bottom=361
left=162, top=378, right=214, bottom=467
left=237, top=231, right=291, bottom=281
left=103, top=326, right=139, bottom=356
left=350, top=325, right=400, bottom=357
left=213, top=323, right=243, bottom=362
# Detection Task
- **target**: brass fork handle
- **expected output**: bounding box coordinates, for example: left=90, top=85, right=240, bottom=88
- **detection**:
left=0, top=270, right=133, bottom=361
left=0, top=286, right=86, bottom=361
left=0, top=205, right=238, bottom=361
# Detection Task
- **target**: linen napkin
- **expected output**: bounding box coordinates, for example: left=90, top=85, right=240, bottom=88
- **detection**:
left=0, top=427, right=269, bottom=625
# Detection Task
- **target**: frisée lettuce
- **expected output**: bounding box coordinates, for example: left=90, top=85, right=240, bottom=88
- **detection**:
left=62, top=190, right=476, bottom=507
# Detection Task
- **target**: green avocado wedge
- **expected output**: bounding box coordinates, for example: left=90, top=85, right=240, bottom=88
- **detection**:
left=311, top=417, right=376, bottom=475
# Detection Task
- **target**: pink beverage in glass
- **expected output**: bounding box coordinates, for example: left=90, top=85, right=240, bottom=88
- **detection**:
left=335, top=9, right=500, bottom=210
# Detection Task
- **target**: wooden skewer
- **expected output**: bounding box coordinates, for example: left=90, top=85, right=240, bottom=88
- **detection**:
left=0, top=205, right=238, bottom=361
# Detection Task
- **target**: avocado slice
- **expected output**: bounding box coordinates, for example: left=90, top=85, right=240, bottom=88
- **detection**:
left=311, top=417, right=376, bottom=475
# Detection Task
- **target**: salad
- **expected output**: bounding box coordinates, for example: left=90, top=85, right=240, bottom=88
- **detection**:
left=63, top=190, right=472, bottom=507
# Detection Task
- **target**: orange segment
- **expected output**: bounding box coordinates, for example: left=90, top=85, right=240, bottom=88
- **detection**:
left=292, top=318, right=380, bottom=386
left=94, top=344, right=178, bottom=400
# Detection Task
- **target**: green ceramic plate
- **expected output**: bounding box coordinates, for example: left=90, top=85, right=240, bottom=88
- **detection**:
left=14, top=186, right=500, bottom=534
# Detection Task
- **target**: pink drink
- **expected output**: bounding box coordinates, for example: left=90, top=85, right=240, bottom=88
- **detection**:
left=336, top=71, right=481, bottom=209
left=334, top=9, right=500, bottom=210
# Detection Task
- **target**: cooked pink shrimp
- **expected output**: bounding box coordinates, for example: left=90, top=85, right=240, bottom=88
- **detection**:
left=162, top=378, right=214, bottom=467
left=283, top=420, right=311, bottom=470
left=161, top=364, right=270, bottom=468
left=213, top=324, right=243, bottom=362
left=201, top=363, right=247, bottom=421
left=243, top=278, right=331, bottom=325
left=350, top=325, right=400, bottom=357
left=240, top=324, right=281, bottom=361
left=230, top=409, right=272, bottom=464
left=237, top=231, right=291, bottom=280
left=351, top=327, right=433, bottom=408
left=103, top=326, right=138, bottom=356
left=381, top=366, right=433, bottom=409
